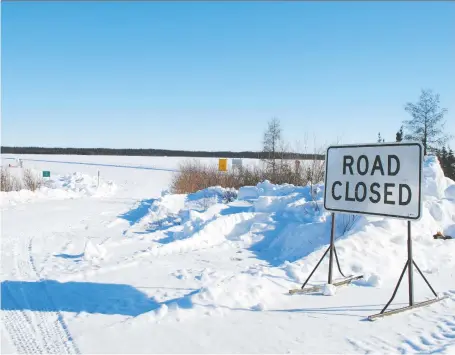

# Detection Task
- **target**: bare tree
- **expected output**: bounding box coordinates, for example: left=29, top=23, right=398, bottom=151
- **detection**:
left=403, top=89, right=451, bottom=155
left=262, top=117, right=282, bottom=177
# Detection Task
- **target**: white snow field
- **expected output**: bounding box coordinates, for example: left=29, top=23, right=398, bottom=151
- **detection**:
left=1, top=154, right=455, bottom=354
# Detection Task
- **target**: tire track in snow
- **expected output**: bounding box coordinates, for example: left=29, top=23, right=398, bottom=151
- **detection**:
left=1, top=236, right=81, bottom=354
left=1, top=285, right=46, bottom=355
left=2, top=241, right=49, bottom=354
left=26, top=237, right=81, bottom=354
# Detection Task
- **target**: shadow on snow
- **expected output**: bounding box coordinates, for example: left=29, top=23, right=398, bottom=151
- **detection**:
left=248, top=212, right=364, bottom=267
left=118, top=199, right=156, bottom=226
left=1, top=280, right=198, bottom=317
left=190, top=302, right=408, bottom=319
left=135, top=216, right=182, bottom=236
left=54, top=253, right=84, bottom=259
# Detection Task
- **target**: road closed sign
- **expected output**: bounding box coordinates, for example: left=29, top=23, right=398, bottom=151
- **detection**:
left=324, top=142, right=423, bottom=220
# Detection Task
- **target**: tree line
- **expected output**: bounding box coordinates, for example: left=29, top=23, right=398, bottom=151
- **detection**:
left=0, top=146, right=324, bottom=161
left=377, top=89, right=454, bottom=180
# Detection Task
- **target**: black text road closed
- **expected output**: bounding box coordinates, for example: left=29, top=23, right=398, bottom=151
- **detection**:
left=323, top=143, right=423, bottom=220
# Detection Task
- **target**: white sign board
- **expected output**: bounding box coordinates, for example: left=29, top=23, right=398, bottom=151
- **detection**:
left=324, top=142, right=422, bottom=220
left=232, top=159, right=243, bottom=168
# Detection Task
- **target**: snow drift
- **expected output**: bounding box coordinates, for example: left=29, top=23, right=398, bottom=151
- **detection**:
left=1, top=169, right=117, bottom=206
left=117, top=156, right=455, bottom=311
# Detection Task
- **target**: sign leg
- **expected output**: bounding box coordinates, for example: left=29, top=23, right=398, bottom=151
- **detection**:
left=369, top=221, right=447, bottom=320
left=290, top=212, right=362, bottom=294
left=380, top=260, right=409, bottom=313
left=328, top=213, right=335, bottom=284
left=333, top=245, right=346, bottom=278
left=407, top=221, right=414, bottom=307
left=300, top=247, right=330, bottom=289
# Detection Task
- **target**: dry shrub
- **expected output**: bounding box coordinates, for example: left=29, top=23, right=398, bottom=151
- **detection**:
left=301, top=158, right=325, bottom=186
left=1, top=167, right=23, bottom=192
left=22, top=168, right=44, bottom=192
left=261, top=156, right=325, bottom=187
left=170, top=160, right=254, bottom=194
left=337, top=213, right=361, bottom=236
left=171, top=157, right=325, bottom=194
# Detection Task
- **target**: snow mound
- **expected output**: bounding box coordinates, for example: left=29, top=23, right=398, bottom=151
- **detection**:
left=445, top=185, right=455, bottom=200
left=50, top=172, right=116, bottom=197
left=1, top=169, right=117, bottom=206
left=423, top=156, right=453, bottom=200
left=125, top=186, right=237, bottom=236
left=131, top=155, right=454, bottom=287
left=323, top=284, right=337, bottom=296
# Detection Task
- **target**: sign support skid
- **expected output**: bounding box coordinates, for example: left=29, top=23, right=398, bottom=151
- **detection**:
left=289, top=213, right=363, bottom=295
left=367, top=221, right=448, bottom=321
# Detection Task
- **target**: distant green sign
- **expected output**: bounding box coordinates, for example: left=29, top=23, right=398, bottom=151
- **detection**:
left=42, top=171, right=50, bottom=178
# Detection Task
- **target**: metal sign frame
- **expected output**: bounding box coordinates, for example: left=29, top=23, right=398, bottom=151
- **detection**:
left=291, top=141, right=447, bottom=320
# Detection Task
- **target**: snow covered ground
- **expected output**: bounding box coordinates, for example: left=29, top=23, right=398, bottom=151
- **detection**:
left=1, top=154, right=455, bottom=354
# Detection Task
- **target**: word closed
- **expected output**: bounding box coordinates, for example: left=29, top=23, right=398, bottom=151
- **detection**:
left=324, top=143, right=422, bottom=220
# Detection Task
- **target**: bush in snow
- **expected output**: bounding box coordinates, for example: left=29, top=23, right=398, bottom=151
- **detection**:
left=171, top=160, right=254, bottom=194
left=222, top=189, right=238, bottom=203
left=171, top=158, right=325, bottom=194
left=337, top=214, right=361, bottom=236
left=1, top=167, right=44, bottom=192
left=22, top=168, right=44, bottom=192
left=0, top=167, right=22, bottom=192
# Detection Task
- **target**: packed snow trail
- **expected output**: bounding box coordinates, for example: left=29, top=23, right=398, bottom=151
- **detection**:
left=1, top=198, right=137, bottom=354
left=1, top=235, right=80, bottom=354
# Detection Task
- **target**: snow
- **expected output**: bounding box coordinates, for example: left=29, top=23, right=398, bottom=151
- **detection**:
left=446, top=185, right=455, bottom=200
left=1, top=154, right=455, bottom=354
left=323, top=283, right=337, bottom=296
left=1, top=170, right=117, bottom=206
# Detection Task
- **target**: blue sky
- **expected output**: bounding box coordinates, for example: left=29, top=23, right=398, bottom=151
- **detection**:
left=2, top=1, right=454, bottom=152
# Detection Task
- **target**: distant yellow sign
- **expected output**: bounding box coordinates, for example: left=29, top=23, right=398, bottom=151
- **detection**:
left=218, top=158, right=227, bottom=172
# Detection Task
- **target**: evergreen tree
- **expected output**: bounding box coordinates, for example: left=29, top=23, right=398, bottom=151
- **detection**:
left=438, top=146, right=449, bottom=173
left=437, top=146, right=455, bottom=180
left=377, top=132, right=385, bottom=143
left=396, top=126, right=403, bottom=142
left=447, top=148, right=455, bottom=180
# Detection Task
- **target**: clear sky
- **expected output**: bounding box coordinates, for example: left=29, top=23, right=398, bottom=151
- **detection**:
left=2, top=1, right=454, bottom=152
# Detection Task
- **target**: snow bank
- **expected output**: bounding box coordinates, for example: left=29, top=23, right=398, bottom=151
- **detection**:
left=79, top=155, right=454, bottom=316
left=1, top=169, right=117, bottom=206
left=133, top=156, right=454, bottom=285
left=323, top=284, right=337, bottom=296
left=423, top=156, right=454, bottom=200
left=446, top=185, right=455, bottom=200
